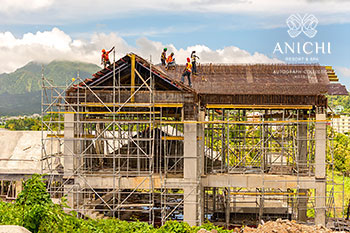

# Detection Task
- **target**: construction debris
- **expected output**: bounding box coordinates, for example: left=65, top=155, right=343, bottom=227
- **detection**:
left=197, top=229, right=218, bottom=233
left=242, top=219, right=344, bottom=233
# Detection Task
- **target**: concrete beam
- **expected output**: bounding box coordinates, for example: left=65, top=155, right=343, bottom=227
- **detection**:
left=202, top=174, right=317, bottom=189
left=78, top=175, right=163, bottom=189
left=79, top=173, right=317, bottom=190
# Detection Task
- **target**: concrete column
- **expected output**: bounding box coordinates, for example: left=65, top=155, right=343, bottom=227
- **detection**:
left=64, top=184, right=75, bottom=211
left=315, top=113, right=326, bottom=226
left=184, top=123, right=199, bottom=226
left=198, top=110, right=205, bottom=176
left=64, top=113, right=77, bottom=210
left=64, top=113, right=75, bottom=177
left=96, top=122, right=105, bottom=168
left=198, top=110, right=205, bottom=224
left=15, top=180, right=22, bottom=198
left=225, top=188, right=231, bottom=228
left=297, top=113, right=308, bottom=222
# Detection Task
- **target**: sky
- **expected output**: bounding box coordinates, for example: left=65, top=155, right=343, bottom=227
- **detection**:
left=1, top=0, right=350, bottom=87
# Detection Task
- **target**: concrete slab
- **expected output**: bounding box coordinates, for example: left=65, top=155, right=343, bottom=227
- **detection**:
left=0, top=131, right=62, bottom=175
left=0, top=225, right=31, bottom=233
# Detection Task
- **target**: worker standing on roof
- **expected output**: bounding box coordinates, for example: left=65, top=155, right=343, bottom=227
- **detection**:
left=191, top=51, right=199, bottom=75
left=166, top=52, right=176, bottom=70
left=181, top=58, right=192, bottom=88
left=101, top=46, right=115, bottom=68
left=161, top=48, right=167, bottom=66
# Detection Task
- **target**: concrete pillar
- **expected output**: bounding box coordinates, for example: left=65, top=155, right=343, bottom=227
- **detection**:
left=96, top=122, right=105, bottom=168
left=198, top=110, right=205, bottom=176
left=298, top=189, right=308, bottom=222
left=183, top=122, right=199, bottom=226
left=225, top=188, right=230, bottom=228
left=64, top=113, right=75, bottom=177
left=315, top=113, right=326, bottom=226
left=198, top=110, right=205, bottom=224
left=15, top=180, right=22, bottom=198
left=64, top=184, right=74, bottom=208
left=64, top=113, right=77, bottom=210
left=297, top=113, right=308, bottom=222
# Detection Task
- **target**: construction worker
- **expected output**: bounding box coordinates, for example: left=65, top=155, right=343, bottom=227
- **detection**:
left=161, top=48, right=167, bottom=66
left=101, top=46, right=115, bottom=68
left=191, top=51, right=200, bottom=74
left=166, top=52, right=176, bottom=70
left=181, top=58, right=192, bottom=87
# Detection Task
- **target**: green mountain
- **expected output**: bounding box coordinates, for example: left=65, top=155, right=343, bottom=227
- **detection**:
left=0, top=60, right=101, bottom=115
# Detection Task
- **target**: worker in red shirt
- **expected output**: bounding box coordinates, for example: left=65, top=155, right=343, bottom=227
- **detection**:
left=181, top=58, right=192, bottom=87
left=101, top=46, right=115, bottom=68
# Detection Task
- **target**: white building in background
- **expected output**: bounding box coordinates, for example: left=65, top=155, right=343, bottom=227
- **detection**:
left=332, top=114, right=350, bottom=134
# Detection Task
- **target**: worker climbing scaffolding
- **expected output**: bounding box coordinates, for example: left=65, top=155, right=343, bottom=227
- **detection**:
left=181, top=57, right=192, bottom=87
left=101, top=46, right=115, bottom=68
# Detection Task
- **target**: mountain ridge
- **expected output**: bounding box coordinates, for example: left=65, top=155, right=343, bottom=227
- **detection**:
left=0, top=60, right=101, bottom=115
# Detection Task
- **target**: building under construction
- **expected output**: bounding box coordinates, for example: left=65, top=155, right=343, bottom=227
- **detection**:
left=39, top=53, right=348, bottom=228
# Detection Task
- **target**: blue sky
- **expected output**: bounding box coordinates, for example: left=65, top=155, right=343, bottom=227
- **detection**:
left=0, top=0, right=350, bottom=87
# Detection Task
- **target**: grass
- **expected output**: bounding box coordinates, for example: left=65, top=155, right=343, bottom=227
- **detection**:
left=330, top=173, right=350, bottom=217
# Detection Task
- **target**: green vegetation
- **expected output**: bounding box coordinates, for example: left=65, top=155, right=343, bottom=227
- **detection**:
left=4, top=114, right=63, bottom=131
left=329, top=132, right=350, bottom=176
left=0, top=60, right=100, bottom=115
left=333, top=174, right=350, bottom=216
left=5, top=117, right=41, bottom=131
left=0, top=175, right=231, bottom=233
left=328, top=95, right=350, bottom=113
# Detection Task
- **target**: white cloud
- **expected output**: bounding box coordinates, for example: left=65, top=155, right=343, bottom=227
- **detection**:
left=1, top=0, right=350, bottom=25
left=0, top=0, right=54, bottom=13
left=338, top=67, right=350, bottom=77
left=0, top=28, right=281, bottom=74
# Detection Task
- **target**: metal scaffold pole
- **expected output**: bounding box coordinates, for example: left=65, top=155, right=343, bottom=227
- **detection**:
left=38, top=55, right=345, bottom=229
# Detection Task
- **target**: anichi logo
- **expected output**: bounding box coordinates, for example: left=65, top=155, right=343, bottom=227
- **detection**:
left=286, top=13, right=318, bottom=38
left=273, top=13, right=330, bottom=62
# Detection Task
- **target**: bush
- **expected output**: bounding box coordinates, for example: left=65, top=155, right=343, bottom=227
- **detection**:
left=0, top=174, right=232, bottom=233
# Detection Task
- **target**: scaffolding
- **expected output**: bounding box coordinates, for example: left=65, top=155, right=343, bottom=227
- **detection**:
left=41, top=54, right=345, bottom=228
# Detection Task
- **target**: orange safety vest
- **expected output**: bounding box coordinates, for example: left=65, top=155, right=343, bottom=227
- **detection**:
left=185, top=62, right=192, bottom=72
left=102, top=52, right=110, bottom=61
left=166, top=55, right=173, bottom=63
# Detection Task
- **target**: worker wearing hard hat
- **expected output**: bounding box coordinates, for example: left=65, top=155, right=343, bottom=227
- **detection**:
left=191, top=51, right=200, bottom=75
left=166, top=52, right=176, bottom=70
left=101, top=46, right=115, bottom=68
left=161, top=48, right=167, bottom=66
left=181, top=58, right=192, bottom=88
